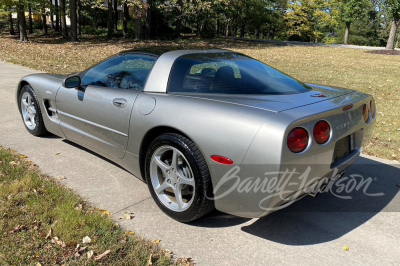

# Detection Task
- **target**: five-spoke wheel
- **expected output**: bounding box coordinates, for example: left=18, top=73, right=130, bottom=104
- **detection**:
left=146, top=133, right=214, bottom=222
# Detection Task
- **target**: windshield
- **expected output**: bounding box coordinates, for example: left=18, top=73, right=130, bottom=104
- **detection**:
left=168, top=52, right=311, bottom=95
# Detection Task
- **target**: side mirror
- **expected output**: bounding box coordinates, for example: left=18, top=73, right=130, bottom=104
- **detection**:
left=63, top=75, right=81, bottom=88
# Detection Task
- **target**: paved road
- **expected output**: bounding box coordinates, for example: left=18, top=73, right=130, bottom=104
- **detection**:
left=1, top=61, right=399, bottom=265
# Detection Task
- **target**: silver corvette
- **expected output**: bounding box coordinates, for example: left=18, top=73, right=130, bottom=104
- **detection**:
left=17, top=48, right=375, bottom=222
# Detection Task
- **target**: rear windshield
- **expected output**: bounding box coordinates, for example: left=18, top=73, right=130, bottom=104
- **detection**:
left=168, top=53, right=311, bottom=95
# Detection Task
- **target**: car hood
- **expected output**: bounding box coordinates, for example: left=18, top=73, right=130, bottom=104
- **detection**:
left=175, top=84, right=355, bottom=113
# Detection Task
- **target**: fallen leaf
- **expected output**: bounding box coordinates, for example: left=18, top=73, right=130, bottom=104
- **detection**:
left=51, top=237, right=66, bottom=247
left=9, top=161, right=19, bottom=166
left=87, top=250, right=94, bottom=259
left=148, top=253, right=153, bottom=266
left=153, top=239, right=161, bottom=245
left=20, top=155, right=28, bottom=159
left=164, top=249, right=173, bottom=258
left=125, top=213, right=133, bottom=220
left=10, top=224, right=26, bottom=233
left=55, top=176, right=66, bottom=181
left=66, top=241, right=78, bottom=247
left=82, top=236, right=91, bottom=244
left=45, top=228, right=53, bottom=239
left=99, top=209, right=110, bottom=216
left=343, top=245, right=350, bottom=251
left=75, top=204, right=83, bottom=211
left=55, top=152, right=60, bottom=156
left=94, top=250, right=111, bottom=261
left=127, top=231, right=135, bottom=236
left=392, top=154, right=397, bottom=158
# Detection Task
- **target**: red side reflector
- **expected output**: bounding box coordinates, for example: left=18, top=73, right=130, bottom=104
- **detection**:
left=211, top=155, right=234, bottom=165
left=342, top=104, right=353, bottom=111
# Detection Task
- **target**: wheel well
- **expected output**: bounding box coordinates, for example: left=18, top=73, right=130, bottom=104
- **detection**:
left=17, top=81, right=30, bottom=112
left=139, top=126, right=191, bottom=181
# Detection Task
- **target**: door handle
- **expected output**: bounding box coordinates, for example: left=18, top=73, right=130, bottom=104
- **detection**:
left=113, top=98, right=127, bottom=108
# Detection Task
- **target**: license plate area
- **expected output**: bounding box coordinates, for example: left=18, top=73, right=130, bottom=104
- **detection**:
left=332, top=134, right=354, bottom=163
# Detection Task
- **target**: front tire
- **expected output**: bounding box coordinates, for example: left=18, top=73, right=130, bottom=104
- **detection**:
left=19, top=85, right=48, bottom=136
left=145, top=133, right=214, bottom=222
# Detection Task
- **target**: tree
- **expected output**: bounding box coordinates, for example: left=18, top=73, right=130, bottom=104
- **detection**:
left=55, top=0, right=60, bottom=32
left=386, top=0, right=400, bottom=49
left=107, top=0, right=113, bottom=38
left=334, top=0, right=372, bottom=44
left=123, top=1, right=129, bottom=37
left=8, top=11, right=15, bottom=35
left=28, top=3, right=33, bottom=34
left=17, top=1, right=29, bottom=41
left=70, top=0, right=78, bottom=41
left=114, top=0, right=118, bottom=32
left=60, top=0, right=68, bottom=38
left=41, top=4, right=48, bottom=35
left=285, top=0, right=333, bottom=42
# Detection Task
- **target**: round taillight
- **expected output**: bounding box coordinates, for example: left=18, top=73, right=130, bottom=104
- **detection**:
left=287, top=128, right=309, bottom=153
left=370, top=100, right=376, bottom=119
left=313, top=121, right=331, bottom=144
left=363, top=104, right=369, bottom=123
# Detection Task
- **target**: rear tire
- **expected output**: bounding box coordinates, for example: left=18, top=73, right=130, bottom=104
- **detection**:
left=19, top=85, right=48, bottom=136
left=145, top=133, right=214, bottom=222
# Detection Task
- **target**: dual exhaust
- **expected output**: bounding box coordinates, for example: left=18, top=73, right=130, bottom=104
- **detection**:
left=309, top=170, right=346, bottom=198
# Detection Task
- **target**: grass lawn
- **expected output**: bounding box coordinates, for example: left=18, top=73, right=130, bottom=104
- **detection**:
left=0, top=147, right=173, bottom=265
left=0, top=33, right=399, bottom=160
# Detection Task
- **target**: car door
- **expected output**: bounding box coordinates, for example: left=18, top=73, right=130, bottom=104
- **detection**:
left=56, top=53, right=157, bottom=159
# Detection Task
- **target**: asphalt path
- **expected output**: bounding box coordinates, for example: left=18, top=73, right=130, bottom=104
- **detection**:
left=1, top=61, right=399, bottom=265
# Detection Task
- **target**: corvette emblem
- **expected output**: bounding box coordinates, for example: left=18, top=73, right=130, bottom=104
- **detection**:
left=311, top=93, right=326, bottom=98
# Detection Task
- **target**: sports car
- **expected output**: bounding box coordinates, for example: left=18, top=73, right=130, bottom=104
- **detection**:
left=16, top=48, right=375, bottom=222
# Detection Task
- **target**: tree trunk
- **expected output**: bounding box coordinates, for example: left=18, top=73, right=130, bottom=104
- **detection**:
left=17, top=4, right=29, bottom=42
left=146, top=0, right=152, bottom=39
left=225, top=23, right=229, bottom=38
left=28, top=4, right=33, bottom=34
left=240, top=23, right=245, bottom=38
left=60, top=0, right=68, bottom=38
left=70, top=0, right=78, bottom=41
left=55, top=0, right=60, bottom=32
left=113, top=0, right=118, bottom=32
left=344, top=22, right=350, bottom=45
left=175, top=0, right=183, bottom=38
left=255, top=29, right=260, bottom=39
left=8, top=12, right=15, bottom=35
left=50, top=10, right=54, bottom=29
left=386, top=16, right=400, bottom=50
left=135, top=6, right=142, bottom=40
left=123, top=2, right=129, bottom=38
left=42, top=5, right=48, bottom=35
left=77, top=0, right=82, bottom=36
left=107, top=0, right=113, bottom=38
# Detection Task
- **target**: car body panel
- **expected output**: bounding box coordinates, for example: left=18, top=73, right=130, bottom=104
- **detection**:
left=16, top=49, right=376, bottom=218
left=56, top=85, right=139, bottom=159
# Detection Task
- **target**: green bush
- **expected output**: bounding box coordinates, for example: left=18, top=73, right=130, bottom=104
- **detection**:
left=81, top=26, right=107, bottom=35
left=324, top=36, right=337, bottom=45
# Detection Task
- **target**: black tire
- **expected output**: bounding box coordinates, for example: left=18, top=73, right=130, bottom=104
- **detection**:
left=19, top=85, right=48, bottom=136
left=145, top=133, right=214, bottom=222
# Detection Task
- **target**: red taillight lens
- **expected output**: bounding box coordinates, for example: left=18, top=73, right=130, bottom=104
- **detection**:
left=287, top=128, right=309, bottom=153
left=363, top=104, right=369, bottom=123
left=211, top=155, right=234, bottom=165
left=313, top=121, right=331, bottom=144
left=370, top=100, right=376, bottom=119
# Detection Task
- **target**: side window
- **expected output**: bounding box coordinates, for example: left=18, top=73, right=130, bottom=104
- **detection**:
left=81, top=54, right=156, bottom=91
